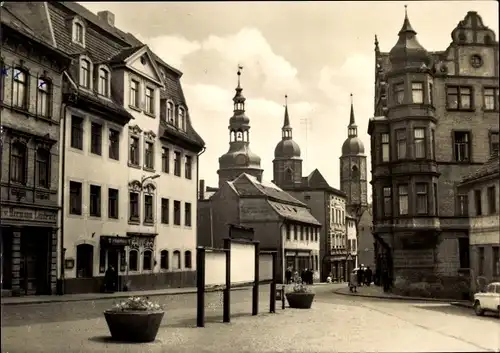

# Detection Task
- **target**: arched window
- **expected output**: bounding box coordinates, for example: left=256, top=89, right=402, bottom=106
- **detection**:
left=36, top=148, right=50, bottom=188
left=73, top=20, right=85, bottom=46
left=351, top=165, right=359, bottom=179
left=167, top=102, right=174, bottom=123
left=13, top=69, right=27, bottom=108
left=98, top=67, right=110, bottom=97
left=129, top=250, right=138, bottom=271
left=76, top=244, right=93, bottom=278
left=80, top=59, right=91, bottom=89
left=173, top=250, right=181, bottom=270
left=10, top=142, right=26, bottom=184
left=285, top=169, right=293, bottom=182
left=160, top=250, right=169, bottom=269
left=143, top=249, right=153, bottom=270
left=178, top=107, right=186, bottom=131
left=184, top=250, right=192, bottom=269
left=236, top=131, right=243, bottom=141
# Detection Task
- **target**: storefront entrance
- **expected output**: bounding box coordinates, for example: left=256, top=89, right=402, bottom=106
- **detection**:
left=20, top=228, right=51, bottom=295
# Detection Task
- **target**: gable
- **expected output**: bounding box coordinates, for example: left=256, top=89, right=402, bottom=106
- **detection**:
left=127, top=47, right=163, bottom=86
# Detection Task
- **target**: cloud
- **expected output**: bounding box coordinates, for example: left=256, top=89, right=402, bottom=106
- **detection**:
left=142, top=35, right=201, bottom=69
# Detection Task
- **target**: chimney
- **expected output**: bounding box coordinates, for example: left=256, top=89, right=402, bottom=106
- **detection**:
left=97, top=10, right=115, bottom=27
left=199, top=180, right=205, bottom=200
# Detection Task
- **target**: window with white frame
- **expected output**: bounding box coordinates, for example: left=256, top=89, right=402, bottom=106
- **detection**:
left=167, top=101, right=174, bottom=123
left=145, top=87, right=155, bottom=115
left=178, top=107, right=186, bottom=130
left=79, top=59, right=91, bottom=89
left=37, top=78, right=51, bottom=117
left=381, top=133, right=390, bottom=162
left=13, top=68, right=27, bottom=108
left=73, top=20, right=85, bottom=46
left=414, top=128, right=426, bottom=159
left=411, top=82, right=424, bottom=104
left=398, top=185, right=409, bottom=215
left=98, top=68, right=109, bottom=97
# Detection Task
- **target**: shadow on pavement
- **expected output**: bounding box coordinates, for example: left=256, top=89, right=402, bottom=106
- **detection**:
left=164, top=311, right=277, bottom=328
left=88, top=336, right=163, bottom=345
left=415, top=304, right=500, bottom=321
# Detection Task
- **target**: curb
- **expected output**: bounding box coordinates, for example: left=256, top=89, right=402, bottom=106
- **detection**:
left=332, top=288, right=471, bottom=304
left=1, top=286, right=252, bottom=306
left=450, top=301, right=474, bottom=309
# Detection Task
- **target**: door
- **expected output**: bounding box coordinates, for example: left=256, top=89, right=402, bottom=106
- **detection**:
left=21, top=230, right=49, bottom=295
left=107, top=249, right=119, bottom=291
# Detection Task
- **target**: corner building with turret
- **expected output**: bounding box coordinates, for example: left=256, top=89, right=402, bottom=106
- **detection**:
left=368, top=10, right=499, bottom=299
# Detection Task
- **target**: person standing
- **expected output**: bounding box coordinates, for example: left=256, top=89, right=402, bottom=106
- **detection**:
left=285, top=267, right=292, bottom=284
left=365, top=266, right=373, bottom=286
left=357, top=266, right=364, bottom=286
left=349, top=270, right=358, bottom=293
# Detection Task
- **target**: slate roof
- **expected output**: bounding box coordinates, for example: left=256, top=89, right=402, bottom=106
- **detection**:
left=461, top=153, right=499, bottom=184
left=268, top=201, right=321, bottom=226
left=236, top=174, right=306, bottom=206
left=282, top=169, right=345, bottom=197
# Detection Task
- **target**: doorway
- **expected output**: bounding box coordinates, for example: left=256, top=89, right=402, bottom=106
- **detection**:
left=1, top=229, right=13, bottom=290
left=107, top=249, right=119, bottom=291
left=21, top=229, right=50, bottom=295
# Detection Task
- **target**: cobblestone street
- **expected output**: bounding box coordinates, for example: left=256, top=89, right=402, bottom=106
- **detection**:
left=2, top=285, right=499, bottom=352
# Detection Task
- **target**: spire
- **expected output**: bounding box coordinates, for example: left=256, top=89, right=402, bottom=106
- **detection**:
left=233, top=66, right=246, bottom=112
left=374, top=34, right=380, bottom=53
left=399, top=4, right=416, bottom=35
left=348, top=94, right=357, bottom=138
left=282, top=94, right=293, bottom=140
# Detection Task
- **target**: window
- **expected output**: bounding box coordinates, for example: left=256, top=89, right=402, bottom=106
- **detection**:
left=429, top=82, right=433, bottom=105
left=143, top=250, right=153, bottom=270
left=144, top=142, right=154, bottom=169
left=458, top=238, right=470, bottom=269
left=383, top=186, right=392, bottom=217
left=490, top=132, right=499, bottom=156
left=145, top=87, right=154, bottom=114
left=478, top=247, right=485, bottom=276
left=98, top=68, right=109, bottom=96
left=185, top=155, right=192, bottom=179
left=129, top=250, right=138, bottom=271
left=487, top=186, right=496, bottom=214
left=90, top=122, right=102, bottom=155
left=162, top=148, right=170, bottom=173
left=184, top=251, right=192, bottom=269
left=10, top=143, right=26, bottom=184
left=129, top=136, right=140, bottom=165
left=36, top=149, right=50, bottom=188
left=13, top=69, right=27, bottom=108
left=174, top=151, right=181, bottom=176
left=80, top=59, right=91, bottom=88
left=484, top=87, right=499, bottom=111
left=129, top=192, right=139, bottom=221
left=73, top=22, right=84, bottom=45
left=446, top=86, right=472, bottom=110
left=185, top=202, right=192, bottom=226
left=396, top=129, right=407, bottom=159
left=293, top=225, right=297, bottom=240
left=144, top=194, right=153, bottom=223
left=456, top=194, right=468, bottom=216
left=433, top=183, right=438, bottom=215
left=414, top=128, right=426, bottom=159
left=299, top=226, right=304, bottom=241
left=431, top=130, right=436, bottom=159
left=76, top=244, right=93, bottom=278
left=393, top=83, right=405, bottom=104
left=71, top=116, right=83, bottom=150
left=411, top=82, right=424, bottom=103
left=37, top=78, right=51, bottom=117
left=89, top=185, right=101, bottom=217
left=398, top=185, right=409, bottom=215
left=474, top=189, right=482, bottom=216
left=0, top=60, right=5, bottom=101
left=108, top=188, right=119, bottom=219
left=173, top=250, right=181, bottom=269
left=69, top=181, right=82, bottom=215
left=493, top=247, right=500, bottom=276
left=160, top=250, right=169, bottom=269
left=99, top=248, right=106, bottom=273
left=416, top=183, right=428, bottom=215
left=453, top=131, right=470, bottom=162
left=109, top=129, right=120, bottom=160
left=381, top=133, right=390, bottom=162
left=130, top=80, right=139, bottom=108
left=167, top=102, right=174, bottom=123
left=286, top=225, right=291, bottom=240
left=173, top=200, right=181, bottom=225
left=161, top=198, right=169, bottom=224
left=179, top=107, right=186, bottom=130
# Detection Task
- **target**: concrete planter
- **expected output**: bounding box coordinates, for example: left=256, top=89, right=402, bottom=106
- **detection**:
left=104, top=310, right=164, bottom=342
left=286, top=292, right=315, bottom=309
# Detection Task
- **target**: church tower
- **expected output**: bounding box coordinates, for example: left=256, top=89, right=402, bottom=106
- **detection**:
left=340, top=94, right=368, bottom=213
left=217, top=68, right=263, bottom=187
left=273, top=95, right=302, bottom=188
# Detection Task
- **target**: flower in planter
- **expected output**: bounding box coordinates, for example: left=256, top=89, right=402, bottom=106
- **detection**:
left=291, top=274, right=312, bottom=293
left=109, top=296, right=163, bottom=312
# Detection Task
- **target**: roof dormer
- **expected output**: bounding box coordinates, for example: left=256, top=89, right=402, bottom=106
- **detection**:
left=96, top=64, right=111, bottom=98
left=78, top=55, right=93, bottom=90
left=71, top=16, right=86, bottom=48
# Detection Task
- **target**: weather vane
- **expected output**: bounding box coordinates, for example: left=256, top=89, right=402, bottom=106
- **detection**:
left=284, top=94, right=288, bottom=108
left=237, top=65, right=243, bottom=87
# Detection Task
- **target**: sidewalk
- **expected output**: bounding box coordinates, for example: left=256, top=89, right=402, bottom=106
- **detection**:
left=333, top=283, right=471, bottom=304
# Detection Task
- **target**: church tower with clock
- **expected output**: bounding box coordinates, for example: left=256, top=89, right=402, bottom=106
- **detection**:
left=217, top=68, right=263, bottom=188
left=272, top=96, right=303, bottom=188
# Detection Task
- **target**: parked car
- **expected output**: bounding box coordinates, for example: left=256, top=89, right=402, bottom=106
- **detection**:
left=473, top=282, right=500, bottom=318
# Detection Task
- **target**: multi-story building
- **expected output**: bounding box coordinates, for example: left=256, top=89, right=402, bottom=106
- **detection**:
left=44, top=2, right=204, bottom=293
left=272, top=98, right=347, bottom=282
left=346, top=214, right=358, bottom=271
left=0, top=3, right=71, bottom=296
left=368, top=10, right=499, bottom=299
left=457, top=154, right=499, bottom=288
left=197, top=73, right=321, bottom=282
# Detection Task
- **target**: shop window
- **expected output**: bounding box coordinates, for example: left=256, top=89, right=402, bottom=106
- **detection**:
left=173, top=250, right=181, bottom=269
left=129, top=250, right=138, bottom=271
left=76, top=244, right=93, bottom=278
left=184, top=250, right=192, bottom=269
left=99, top=247, right=106, bottom=273
left=160, top=250, right=169, bottom=269
left=143, top=250, right=153, bottom=270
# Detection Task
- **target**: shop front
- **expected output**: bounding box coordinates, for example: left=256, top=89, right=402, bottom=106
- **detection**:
left=99, top=235, right=130, bottom=292
left=1, top=206, right=58, bottom=296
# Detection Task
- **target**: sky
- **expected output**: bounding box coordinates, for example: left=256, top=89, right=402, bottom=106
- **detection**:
left=84, top=1, right=499, bottom=194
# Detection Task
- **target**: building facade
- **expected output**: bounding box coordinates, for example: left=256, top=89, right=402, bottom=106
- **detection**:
left=457, top=154, right=499, bottom=289
left=0, top=3, right=71, bottom=296
left=346, top=214, right=358, bottom=272
left=45, top=2, right=204, bottom=294
left=368, top=10, right=499, bottom=299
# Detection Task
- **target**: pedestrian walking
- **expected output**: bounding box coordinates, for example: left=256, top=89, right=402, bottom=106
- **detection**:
left=365, top=266, right=373, bottom=286
left=104, top=265, right=116, bottom=293
left=349, top=269, right=358, bottom=293
left=357, top=266, right=364, bottom=286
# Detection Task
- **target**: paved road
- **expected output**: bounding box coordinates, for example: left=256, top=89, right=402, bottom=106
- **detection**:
left=2, top=285, right=499, bottom=352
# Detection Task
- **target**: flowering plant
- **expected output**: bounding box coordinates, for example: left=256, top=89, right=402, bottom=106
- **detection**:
left=291, top=274, right=312, bottom=293
left=109, top=296, right=163, bottom=312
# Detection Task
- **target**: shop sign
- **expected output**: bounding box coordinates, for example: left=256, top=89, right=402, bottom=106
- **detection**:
left=1, top=207, right=57, bottom=222
left=100, top=236, right=131, bottom=247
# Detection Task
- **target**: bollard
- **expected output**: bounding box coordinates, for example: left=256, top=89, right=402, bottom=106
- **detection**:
left=281, top=285, right=285, bottom=310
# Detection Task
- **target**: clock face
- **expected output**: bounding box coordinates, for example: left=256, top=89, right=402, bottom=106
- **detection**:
left=235, top=154, right=248, bottom=166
